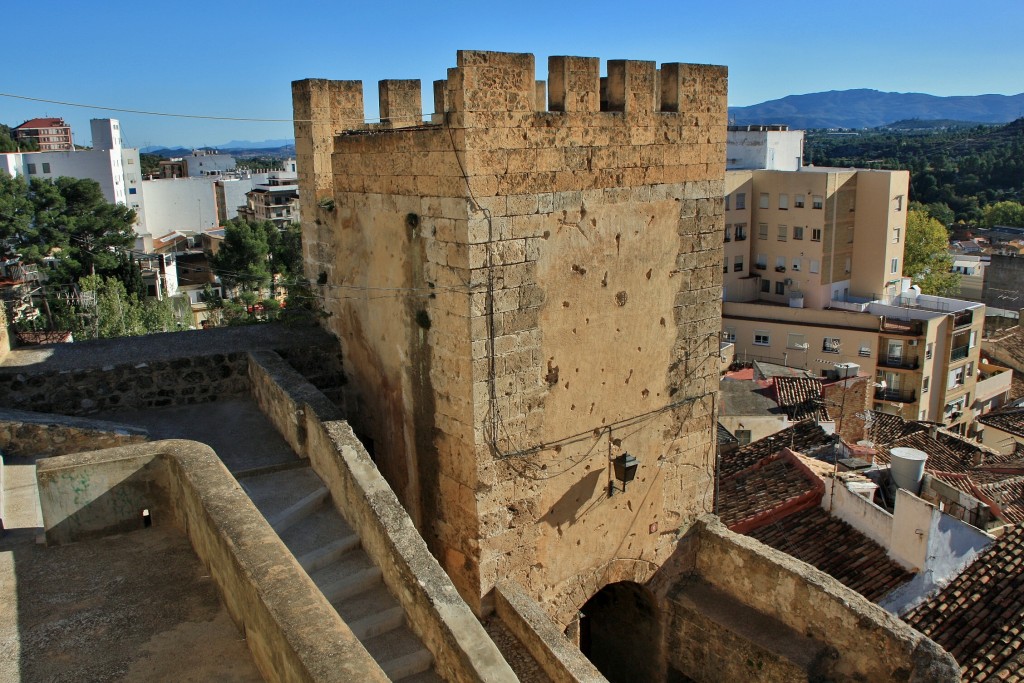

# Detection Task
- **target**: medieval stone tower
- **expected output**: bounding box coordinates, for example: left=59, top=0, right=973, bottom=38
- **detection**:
left=292, top=50, right=726, bottom=621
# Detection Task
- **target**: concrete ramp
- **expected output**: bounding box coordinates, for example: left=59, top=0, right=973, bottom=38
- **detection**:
left=243, top=465, right=442, bottom=682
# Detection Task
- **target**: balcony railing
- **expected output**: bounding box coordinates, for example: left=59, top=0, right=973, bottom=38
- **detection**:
left=735, top=234, right=747, bottom=241
left=950, top=345, right=969, bottom=362
left=755, top=264, right=767, bottom=270
left=953, top=309, right=974, bottom=329
left=879, top=317, right=924, bottom=336
left=775, top=266, right=786, bottom=272
left=878, top=355, right=920, bottom=370
left=875, top=387, right=917, bottom=403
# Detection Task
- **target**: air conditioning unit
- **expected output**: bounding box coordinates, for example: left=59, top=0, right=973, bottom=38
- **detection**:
left=784, top=278, right=794, bottom=286
left=908, top=340, right=919, bottom=347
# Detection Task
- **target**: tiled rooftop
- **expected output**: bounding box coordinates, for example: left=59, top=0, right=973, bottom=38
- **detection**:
left=719, top=420, right=833, bottom=478
left=773, top=377, right=830, bottom=422
left=875, top=431, right=985, bottom=474
left=865, top=410, right=927, bottom=446
left=904, top=525, right=1024, bottom=682
left=978, top=407, right=1024, bottom=439
left=749, top=507, right=914, bottom=603
left=716, top=452, right=821, bottom=532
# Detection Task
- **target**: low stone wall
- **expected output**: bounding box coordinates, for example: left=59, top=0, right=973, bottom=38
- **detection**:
left=247, top=350, right=517, bottom=683
left=494, top=582, right=606, bottom=683
left=0, top=408, right=147, bottom=458
left=36, top=440, right=388, bottom=683
left=687, top=516, right=959, bottom=682
left=0, top=352, right=249, bottom=415
left=0, top=306, right=9, bottom=364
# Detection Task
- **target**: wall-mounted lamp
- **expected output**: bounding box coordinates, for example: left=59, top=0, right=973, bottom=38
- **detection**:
left=609, top=452, right=639, bottom=496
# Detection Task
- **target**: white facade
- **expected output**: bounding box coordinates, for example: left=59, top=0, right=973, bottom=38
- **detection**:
left=137, top=177, right=219, bottom=249
left=178, top=150, right=236, bottom=177
left=727, top=125, right=805, bottom=171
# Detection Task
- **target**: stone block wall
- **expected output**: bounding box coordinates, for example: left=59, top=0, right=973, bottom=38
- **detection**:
left=0, top=304, right=9, bottom=364
left=0, top=352, right=250, bottom=416
left=293, top=50, right=726, bottom=616
left=0, top=409, right=147, bottom=458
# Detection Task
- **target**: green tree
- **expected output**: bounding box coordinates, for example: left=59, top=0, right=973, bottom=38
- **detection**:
left=208, top=217, right=272, bottom=291
left=903, top=209, right=959, bottom=296
left=983, top=201, right=1024, bottom=228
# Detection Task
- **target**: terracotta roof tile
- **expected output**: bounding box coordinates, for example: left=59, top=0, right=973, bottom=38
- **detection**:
left=14, top=117, right=67, bottom=130
left=774, top=376, right=830, bottom=422
left=717, top=452, right=821, bottom=531
left=719, top=420, right=833, bottom=478
left=749, top=507, right=914, bottom=603
left=979, top=408, right=1024, bottom=440
left=904, top=525, right=1024, bottom=682
left=865, top=410, right=927, bottom=445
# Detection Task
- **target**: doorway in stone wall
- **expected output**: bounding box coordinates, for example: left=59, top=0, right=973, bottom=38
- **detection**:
left=578, top=581, right=662, bottom=682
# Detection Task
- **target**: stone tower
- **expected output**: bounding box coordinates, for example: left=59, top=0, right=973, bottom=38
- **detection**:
left=293, top=50, right=727, bottom=620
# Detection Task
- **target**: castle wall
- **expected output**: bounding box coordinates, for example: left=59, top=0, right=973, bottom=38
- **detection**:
left=293, top=50, right=726, bottom=615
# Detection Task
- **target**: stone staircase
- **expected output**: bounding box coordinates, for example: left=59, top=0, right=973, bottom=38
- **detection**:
left=241, top=465, right=442, bottom=682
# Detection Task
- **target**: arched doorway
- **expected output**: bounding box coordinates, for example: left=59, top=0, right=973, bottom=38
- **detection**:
left=577, top=581, right=662, bottom=682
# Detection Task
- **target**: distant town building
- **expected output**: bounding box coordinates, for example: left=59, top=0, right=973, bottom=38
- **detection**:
left=159, top=149, right=236, bottom=178
left=236, top=179, right=299, bottom=228
left=726, top=124, right=804, bottom=171
left=13, top=117, right=74, bottom=151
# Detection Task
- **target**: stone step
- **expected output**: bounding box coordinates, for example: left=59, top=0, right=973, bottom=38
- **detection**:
left=333, top=582, right=397, bottom=625
left=297, top=534, right=361, bottom=574
left=241, top=466, right=324, bottom=519
left=278, top=505, right=356, bottom=558
left=363, top=624, right=434, bottom=681
left=319, top=566, right=383, bottom=605
left=348, top=605, right=405, bottom=640
left=268, top=486, right=329, bottom=533
left=398, top=670, right=444, bottom=683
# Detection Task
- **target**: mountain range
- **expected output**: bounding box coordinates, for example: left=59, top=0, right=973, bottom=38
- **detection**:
left=728, top=89, right=1024, bottom=129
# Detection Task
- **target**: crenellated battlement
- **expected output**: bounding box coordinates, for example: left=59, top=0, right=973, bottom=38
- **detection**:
left=293, top=50, right=727, bottom=138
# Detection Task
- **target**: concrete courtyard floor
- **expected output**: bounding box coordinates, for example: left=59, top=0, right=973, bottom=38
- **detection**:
left=0, top=397, right=306, bottom=682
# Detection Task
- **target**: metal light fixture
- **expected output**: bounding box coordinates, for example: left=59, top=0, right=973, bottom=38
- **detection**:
left=609, top=452, right=639, bottom=496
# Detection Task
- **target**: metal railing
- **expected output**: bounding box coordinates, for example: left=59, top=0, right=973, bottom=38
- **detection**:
left=953, top=309, right=974, bottom=328
left=878, top=355, right=920, bottom=370
left=950, top=345, right=969, bottom=362
left=875, top=387, right=917, bottom=403
left=879, top=317, right=925, bottom=336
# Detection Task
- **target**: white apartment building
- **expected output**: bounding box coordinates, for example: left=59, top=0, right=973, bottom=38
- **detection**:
left=722, top=128, right=993, bottom=432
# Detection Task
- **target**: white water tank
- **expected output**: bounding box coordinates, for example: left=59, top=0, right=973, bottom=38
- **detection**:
left=890, top=447, right=928, bottom=494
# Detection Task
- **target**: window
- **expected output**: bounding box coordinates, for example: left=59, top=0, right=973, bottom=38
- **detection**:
left=822, top=337, right=840, bottom=353
left=966, top=361, right=974, bottom=377
left=735, top=429, right=752, bottom=446
left=724, top=195, right=730, bottom=211
left=895, top=195, right=904, bottom=211
left=754, top=331, right=770, bottom=346
left=890, top=258, right=899, bottom=274
left=760, top=279, right=770, bottom=293
left=759, top=193, right=769, bottom=209
left=948, top=367, right=965, bottom=388
left=42, top=163, right=51, bottom=173
left=129, top=187, right=137, bottom=194
left=926, top=342, right=934, bottom=360
left=26, top=163, right=36, bottom=174
left=812, top=195, right=823, bottom=209
left=758, top=223, right=768, bottom=240
left=795, top=194, right=805, bottom=208
left=736, top=193, right=746, bottom=210
left=777, top=224, right=788, bottom=241
left=969, top=330, right=977, bottom=348
left=723, top=328, right=736, bottom=342
left=756, top=253, right=767, bottom=270
left=776, top=256, right=786, bottom=272
left=723, top=257, right=728, bottom=274
left=787, top=333, right=806, bottom=349
left=892, top=226, right=901, bottom=243
left=811, top=228, right=822, bottom=242
left=793, top=225, right=804, bottom=240
left=724, top=224, right=732, bottom=242
left=734, top=255, right=744, bottom=272
left=792, top=258, right=801, bottom=271
left=775, top=281, right=786, bottom=295
left=859, top=343, right=871, bottom=357
left=126, top=157, right=134, bottom=165
left=923, top=377, right=930, bottom=393
left=810, top=260, right=820, bottom=273
left=735, top=224, right=747, bottom=240
left=844, top=257, right=851, bottom=274
left=779, top=194, right=789, bottom=209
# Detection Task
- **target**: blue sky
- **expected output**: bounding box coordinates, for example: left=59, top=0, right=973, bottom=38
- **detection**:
left=3, top=0, right=1020, bottom=148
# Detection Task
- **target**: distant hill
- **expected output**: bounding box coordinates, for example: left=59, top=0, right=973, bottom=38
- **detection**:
left=879, top=119, right=986, bottom=130
left=141, top=143, right=296, bottom=158
left=729, top=89, right=1024, bottom=129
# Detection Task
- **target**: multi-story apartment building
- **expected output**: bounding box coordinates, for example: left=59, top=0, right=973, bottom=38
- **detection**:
left=723, top=128, right=987, bottom=431
left=236, top=179, right=299, bottom=228
left=12, top=117, right=74, bottom=151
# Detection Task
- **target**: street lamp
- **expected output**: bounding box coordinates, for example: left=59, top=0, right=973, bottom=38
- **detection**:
left=609, top=452, right=639, bottom=496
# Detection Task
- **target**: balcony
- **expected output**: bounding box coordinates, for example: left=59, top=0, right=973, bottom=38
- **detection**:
left=755, top=264, right=767, bottom=271
left=950, top=345, right=969, bottom=362
left=735, top=234, right=747, bottom=241
left=952, top=309, right=974, bottom=329
left=775, top=266, right=786, bottom=273
left=875, top=387, right=917, bottom=403
left=878, top=355, right=920, bottom=370
left=879, top=317, right=924, bottom=336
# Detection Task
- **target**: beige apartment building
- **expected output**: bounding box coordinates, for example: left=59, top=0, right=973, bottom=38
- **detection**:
left=723, top=163, right=988, bottom=432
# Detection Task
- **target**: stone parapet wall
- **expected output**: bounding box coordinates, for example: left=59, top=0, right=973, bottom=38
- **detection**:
left=0, top=352, right=249, bottom=416
left=36, top=440, right=389, bottom=683
left=247, top=349, right=517, bottom=683
left=0, top=408, right=147, bottom=458
left=685, top=516, right=959, bottom=682
left=0, top=305, right=9, bottom=364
